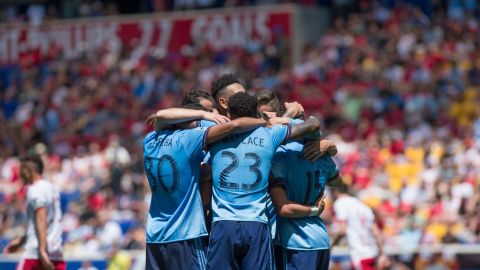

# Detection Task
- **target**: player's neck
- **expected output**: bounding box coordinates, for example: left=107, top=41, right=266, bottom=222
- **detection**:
left=31, top=175, right=43, bottom=183
left=219, top=109, right=230, bottom=119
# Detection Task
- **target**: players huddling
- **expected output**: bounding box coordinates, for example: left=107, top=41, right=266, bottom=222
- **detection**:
left=143, top=74, right=387, bottom=270
left=1, top=74, right=386, bottom=270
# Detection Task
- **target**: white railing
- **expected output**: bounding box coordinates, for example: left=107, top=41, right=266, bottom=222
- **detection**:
left=2, top=244, right=480, bottom=261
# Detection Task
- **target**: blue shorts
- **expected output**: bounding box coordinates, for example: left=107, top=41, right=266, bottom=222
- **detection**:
left=274, top=245, right=330, bottom=270
left=206, top=220, right=273, bottom=270
left=146, top=237, right=207, bottom=270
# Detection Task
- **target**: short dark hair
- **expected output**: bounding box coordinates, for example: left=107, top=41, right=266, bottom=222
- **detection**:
left=336, top=183, right=349, bottom=194
left=228, top=92, right=258, bottom=119
left=182, top=103, right=208, bottom=111
left=255, top=89, right=285, bottom=116
left=181, top=90, right=214, bottom=107
left=20, top=154, right=44, bottom=174
left=211, top=74, right=240, bottom=101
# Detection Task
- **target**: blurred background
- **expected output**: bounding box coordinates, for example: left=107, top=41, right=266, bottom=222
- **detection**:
left=1, top=0, right=480, bottom=269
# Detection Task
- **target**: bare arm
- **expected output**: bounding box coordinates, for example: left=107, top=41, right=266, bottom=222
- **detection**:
left=145, top=109, right=229, bottom=131
left=35, top=208, right=54, bottom=270
left=303, top=139, right=338, bottom=162
left=371, top=220, right=391, bottom=269
left=269, top=117, right=323, bottom=143
left=206, top=117, right=266, bottom=144
left=330, top=221, right=347, bottom=246
left=372, top=223, right=384, bottom=254
left=288, top=117, right=321, bottom=141
left=326, top=175, right=345, bottom=188
left=35, top=208, right=48, bottom=254
left=3, top=235, right=26, bottom=253
left=269, top=186, right=319, bottom=218
left=200, top=164, right=212, bottom=213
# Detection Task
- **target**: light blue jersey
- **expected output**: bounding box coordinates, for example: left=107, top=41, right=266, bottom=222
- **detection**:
left=198, top=120, right=216, bottom=163
left=143, top=128, right=209, bottom=243
left=265, top=118, right=320, bottom=239
left=198, top=120, right=216, bottom=128
left=208, top=125, right=290, bottom=224
left=270, top=141, right=339, bottom=250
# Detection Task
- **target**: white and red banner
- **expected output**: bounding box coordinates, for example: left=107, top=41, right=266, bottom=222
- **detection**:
left=0, top=8, right=292, bottom=65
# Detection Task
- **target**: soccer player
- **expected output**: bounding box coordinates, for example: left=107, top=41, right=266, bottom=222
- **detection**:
left=331, top=185, right=390, bottom=270
left=255, top=89, right=336, bottom=248
left=256, top=89, right=338, bottom=160
left=205, top=92, right=322, bottom=270
left=143, top=105, right=267, bottom=270
left=210, top=74, right=304, bottom=120
left=210, top=74, right=247, bottom=118
left=257, top=89, right=342, bottom=270
left=269, top=141, right=344, bottom=270
left=3, top=154, right=64, bottom=270
left=181, top=90, right=217, bottom=113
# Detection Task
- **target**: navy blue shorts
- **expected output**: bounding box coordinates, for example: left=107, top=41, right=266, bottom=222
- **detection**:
left=274, top=245, right=330, bottom=270
left=206, top=220, right=273, bottom=270
left=146, top=237, right=207, bottom=270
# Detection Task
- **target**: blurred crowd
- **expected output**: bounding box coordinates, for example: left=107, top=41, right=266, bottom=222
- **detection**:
left=1, top=0, right=480, bottom=267
left=0, top=0, right=322, bottom=24
left=313, top=2, right=480, bottom=248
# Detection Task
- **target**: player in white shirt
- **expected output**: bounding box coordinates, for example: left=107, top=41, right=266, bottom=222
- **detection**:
left=4, top=154, right=64, bottom=270
left=332, top=185, right=390, bottom=270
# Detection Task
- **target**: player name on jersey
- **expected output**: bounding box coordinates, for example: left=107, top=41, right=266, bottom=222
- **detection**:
left=145, top=136, right=174, bottom=150
left=221, top=133, right=265, bottom=147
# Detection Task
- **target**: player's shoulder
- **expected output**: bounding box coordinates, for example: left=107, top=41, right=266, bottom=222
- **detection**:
left=265, top=124, right=288, bottom=133
left=316, top=155, right=336, bottom=166
left=290, top=118, right=304, bottom=125
left=181, top=126, right=208, bottom=133
left=143, top=131, right=157, bottom=144
left=198, top=120, right=216, bottom=128
left=144, top=130, right=183, bottom=155
left=283, top=141, right=303, bottom=151
left=27, top=180, right=52, bottom=198
left=274, top=142, right=300, bottom=157
left=177, top=127, right=208, bottom=140
left=340, top=196, right=364, bottom=211
left=273, top=142, right=302, bottom=164
left=236, top=126, right=270, bottom=139
left=143, top=130, right=172, bottom=145
left=263, top=124, right=289, bottom=140
left=32, top=179, right=52, bottom=189
left=333, top=196, right=351, bottom=207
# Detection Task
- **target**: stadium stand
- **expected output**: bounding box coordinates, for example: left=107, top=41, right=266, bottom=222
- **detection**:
left=1, top=0, right=480, bottom=269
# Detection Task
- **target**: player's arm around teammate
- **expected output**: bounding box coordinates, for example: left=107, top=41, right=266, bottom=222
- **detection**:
left=269, top=159, right=344, bottom=219
left=145, top=107, right=229, bottom=130
left=143, top=103, right=267, bottom=270
left=145, top=105, right=268, bottom=143
left=268, top=116, right=338, bottom=161
left=256, top=89, right=337, bottom=162
left=269, top=183, right=326, bottom=218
